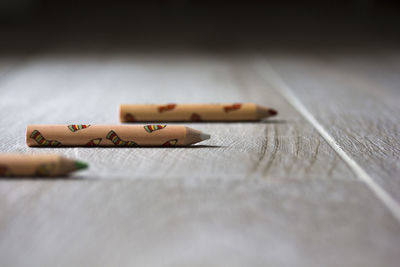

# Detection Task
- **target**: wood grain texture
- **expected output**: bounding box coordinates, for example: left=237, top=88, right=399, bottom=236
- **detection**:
left=0, top=52, right=399, bottom=266
left=0, top=54, right=354, bottom=180
left=0, top=179, right=399, bottom=267
left=265, top=51, right=400, bottom=201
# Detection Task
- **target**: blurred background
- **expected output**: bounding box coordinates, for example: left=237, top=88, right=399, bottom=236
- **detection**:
left=0, top=0, right=399, bottom=54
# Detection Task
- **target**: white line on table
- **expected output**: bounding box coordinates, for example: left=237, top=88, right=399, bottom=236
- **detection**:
left=257, top=59, right=400, bottom=223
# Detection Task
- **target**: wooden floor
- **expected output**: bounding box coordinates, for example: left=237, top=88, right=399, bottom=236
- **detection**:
left=0, top=45, right=400, bottom=265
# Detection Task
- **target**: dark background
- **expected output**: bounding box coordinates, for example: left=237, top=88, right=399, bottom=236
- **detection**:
left=0, top=0, right=399, bottom=54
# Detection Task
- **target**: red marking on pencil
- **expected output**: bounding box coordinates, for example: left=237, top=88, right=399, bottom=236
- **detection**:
left=124, top=113, right=136, bottom=122
left=162, top=139, right=178, bottom=147
left=223, top=103, right=242, bottom=112
left=158, top=104, right=176, bottom=113
left=190, top=113, right=202, bottom=122
left=86, top=138, right=102, bottom=146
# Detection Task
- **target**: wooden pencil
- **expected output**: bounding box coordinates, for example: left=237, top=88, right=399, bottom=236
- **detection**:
left=0, top=154, right=88, bottom=177
left=119, top=103, right=277, bottom=122
left=26, top=124, right=210, bottom=147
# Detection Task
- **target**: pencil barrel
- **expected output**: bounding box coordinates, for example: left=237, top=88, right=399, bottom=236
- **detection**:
left=120, top=103, right=260, bottom=122
left=0, top=154, right=71, bottom=177
left=26, top=125, right=190, bottom=147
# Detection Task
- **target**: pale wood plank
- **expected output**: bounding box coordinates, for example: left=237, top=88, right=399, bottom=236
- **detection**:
left=0, top=54, right=354, bottom=180
left=0, top=179, right=399, bottom=267
left=1, top=53, right=399, bottom=267
left=265, top=51, right=400, bottom=201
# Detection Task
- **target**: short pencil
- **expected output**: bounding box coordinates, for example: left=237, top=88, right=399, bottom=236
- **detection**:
left=27, top=124, right=210, bottom=147
left=0, top=154, right=88, bottom=177
left=119, top=103, right=277, bottom=122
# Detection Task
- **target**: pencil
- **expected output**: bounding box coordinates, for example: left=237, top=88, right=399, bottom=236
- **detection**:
left=119, top=103, right=277, bottom=122
left=0, top=154, right=88, bottom=177
left=26, top=124, right=210, bottom=147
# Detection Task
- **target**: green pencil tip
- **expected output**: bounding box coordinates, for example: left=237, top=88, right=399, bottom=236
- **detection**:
left=74, top=160, right=88, bottom=171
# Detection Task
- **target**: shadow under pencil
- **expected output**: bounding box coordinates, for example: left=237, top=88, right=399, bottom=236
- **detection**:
left=121, top=120, right=287, bottom=124
left=29, top=145, right=225, bottom=149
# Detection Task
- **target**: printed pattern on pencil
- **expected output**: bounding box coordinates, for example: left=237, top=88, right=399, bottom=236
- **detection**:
left=190, top=113, right=202, bottom=121
left=0, top=165, right=12, bottom=177
left=30, top=130, right=61, bottom=146
left=124, top=113, right=136, bottom=122
left=86, top=138, right=102, bottom=146
left=144, top=125, right=166, bottom=133
left=158, top=104, right=176, bottom=113
left=68, top=124, right=90, bottom=132
left=162, top=139, right=178, bottom=147
left=223, top=103, right=242, bottom=113
left=35, top=163, right=56, bottom=176
left=106, top=130, right=138, bottom=147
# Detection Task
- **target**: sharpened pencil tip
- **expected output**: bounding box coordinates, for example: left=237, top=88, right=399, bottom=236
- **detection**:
left=200, top=132, right=211, bottom=141
left=256, top=106, right=278, bottom=119
left=74, top=160, right=88, bottom=171
left=269, top=109, right=278, bottom=116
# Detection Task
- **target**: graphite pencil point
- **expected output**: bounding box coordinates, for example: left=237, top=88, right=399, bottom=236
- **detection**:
left=200, top=133, right=211, bottom=141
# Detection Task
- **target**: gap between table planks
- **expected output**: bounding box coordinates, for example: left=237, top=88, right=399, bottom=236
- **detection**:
left=263, top=50, right=400, bottom=220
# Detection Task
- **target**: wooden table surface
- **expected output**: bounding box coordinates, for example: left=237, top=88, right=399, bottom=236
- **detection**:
left=0, top=47, right=399, bottom=266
